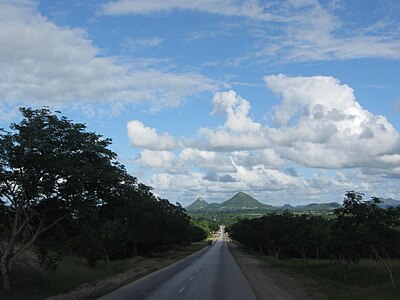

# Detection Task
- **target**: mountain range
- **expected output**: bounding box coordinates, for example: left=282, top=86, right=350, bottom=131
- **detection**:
left=186, top=192, right=400, bottom=213
left=186, top=192, right=341, bottom=212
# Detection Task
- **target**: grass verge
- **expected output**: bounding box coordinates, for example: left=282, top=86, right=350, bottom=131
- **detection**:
left=0, top=241, right=207, bottom=300
left=258, top=255, right=400, bottom=299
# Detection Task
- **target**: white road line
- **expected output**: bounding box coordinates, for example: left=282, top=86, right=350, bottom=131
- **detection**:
left=178, top=287, right=185, bottom=293
left=190, top=276, right=194, bottom=281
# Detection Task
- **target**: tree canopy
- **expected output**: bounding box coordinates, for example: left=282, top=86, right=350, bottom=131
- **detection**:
left=229, top=191, right=400, bottom=288
left=0, top=107, right=205, bottom=291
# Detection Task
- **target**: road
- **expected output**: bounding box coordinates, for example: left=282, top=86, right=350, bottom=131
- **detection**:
left=98, top=226, right=256, bottom=300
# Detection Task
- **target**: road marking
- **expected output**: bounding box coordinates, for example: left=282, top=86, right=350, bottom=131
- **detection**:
left=178, top=287, right=185, bottom=293
left=190, top=276, right=194, bottom=281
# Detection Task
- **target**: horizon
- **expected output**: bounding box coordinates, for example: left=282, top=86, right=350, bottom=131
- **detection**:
left=1, top=1, right=399, bottom=207
left=186, top=191, right=398, bottom=208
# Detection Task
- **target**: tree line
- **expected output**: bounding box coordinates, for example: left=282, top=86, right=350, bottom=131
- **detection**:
left=0, top=108, right=206, bottom=291
left=228, top=191, right=400, bottom=289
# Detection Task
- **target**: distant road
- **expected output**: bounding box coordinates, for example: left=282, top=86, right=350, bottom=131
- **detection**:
left=98, top=226, right=256, bottom=300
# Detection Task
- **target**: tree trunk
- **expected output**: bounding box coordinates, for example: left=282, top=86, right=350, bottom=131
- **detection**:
left=343, top=259, right=348, bottom=281
left=104, top=248, right=110, bottom=270
left=0, top=257, right=10, bottom=291
left=371, top=245, right=396, bottom=289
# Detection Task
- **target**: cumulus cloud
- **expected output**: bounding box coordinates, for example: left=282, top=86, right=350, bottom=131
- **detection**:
left=127, top=120, right=177, bottom=150
left=231, top=158, right=306, bottom=190
left=211, top=90, right=261, bottom=133
left=197, top=90, right=268, bottom=150
left=203, top=170, right=236, bottom=182
left=264, top=74, right=400, bottom=171
left=136, top=149, right=185, bottom=173
left=198, top=128, right=269, bottom=151
left=130, top=74, right=400, bottom=205
left=0, top=1, right=217, bottom=114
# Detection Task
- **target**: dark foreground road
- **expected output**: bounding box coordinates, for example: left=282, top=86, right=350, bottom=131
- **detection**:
left=98, top=227, right=256, bottom=300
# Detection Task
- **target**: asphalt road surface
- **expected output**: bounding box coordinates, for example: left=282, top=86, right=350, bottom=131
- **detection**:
left=98, top=227, right=256, bottom=300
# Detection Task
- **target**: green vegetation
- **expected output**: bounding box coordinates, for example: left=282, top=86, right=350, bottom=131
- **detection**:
left=190, top=217, right=219, bottom=237
left=0, top=242, right=207, bottom=299
left=291, top=202, right=341, bottom=212
left=0, top=108, right=206, bottom=292
left=186, top=197, right=209, bottom=210
left=259, top=256, right=400, bottom=299
left=229, top=191, right=400, bottom=293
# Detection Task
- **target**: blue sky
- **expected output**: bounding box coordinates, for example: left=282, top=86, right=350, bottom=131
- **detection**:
left=1, top=0, right=399, bottom=206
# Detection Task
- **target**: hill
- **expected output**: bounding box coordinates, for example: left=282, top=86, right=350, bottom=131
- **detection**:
left=186, top=197, right=208, bottom=210
left=186, top=192, right=274, bottom=212
left=294, top=202, right=341, bottom=211
left=379, top=198, right=400, bottom=208
left=218, top=192, right=275, bottom=210
left=282, top=204, right=294, bottom=209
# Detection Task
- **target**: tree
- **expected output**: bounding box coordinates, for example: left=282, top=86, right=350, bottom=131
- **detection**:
left=0, top=107, right=120, bottom=290
left=333, top=191, right=400, bottom=288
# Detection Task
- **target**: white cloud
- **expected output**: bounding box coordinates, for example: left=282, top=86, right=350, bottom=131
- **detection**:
left=212, top=90, right=261, bottom=133
left=180, top=148, right=241, bottom=172
left=231, top=159, right=306, bottom=190
left=102, top=0, right=271, bottom=20
left=127, top=75, right=400, bottom=206
left=0, top=1, right=217, bottom=114
left=197, top=90, right=268, bottom=150
left=136, top=149, right=185, bottom=173
left=127, top=120, right=177, bottom=150
left=192, top=75, right=400, bottom=175
left=259, top=0, right=400, bottom=62
left=264, top=74, right=400, bottom=170
left=103, top=0, right=400, bottom=63
left=199, top=128, right=269, bottom=151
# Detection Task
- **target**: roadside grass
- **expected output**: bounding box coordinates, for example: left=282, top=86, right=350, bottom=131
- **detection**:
left=259, top=255, right=400, bottom=300
left=0, top=241, right=207, bottom=300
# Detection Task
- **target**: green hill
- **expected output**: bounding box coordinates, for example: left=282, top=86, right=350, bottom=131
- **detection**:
left=186, top=192, right=275, bottom=212
left=218, top=192, right=274, bottom=210
left=186, top=197, right=208, bottom=210
left=294, top=202, right=341, bottom=211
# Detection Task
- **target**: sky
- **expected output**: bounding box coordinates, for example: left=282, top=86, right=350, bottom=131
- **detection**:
left=0, top=0, right=399, bottom=206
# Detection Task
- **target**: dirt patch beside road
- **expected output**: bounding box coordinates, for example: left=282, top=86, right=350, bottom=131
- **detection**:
left=228, top=242, right=315, bottom=300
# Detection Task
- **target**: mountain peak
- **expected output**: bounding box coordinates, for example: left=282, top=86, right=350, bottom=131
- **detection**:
left=186, top=197, right=209, bottom=210
left=220, top=192, right=270, bottom=209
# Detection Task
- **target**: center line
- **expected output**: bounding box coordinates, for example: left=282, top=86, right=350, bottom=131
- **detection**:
left=178, top=287, right=185, bottom=293
left=190, top=276, right=194, bottom=281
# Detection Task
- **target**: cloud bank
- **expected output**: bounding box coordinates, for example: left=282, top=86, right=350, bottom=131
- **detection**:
left=128, top=74, right=400, bottom=204
left=0, top=1, right=217, bottom=114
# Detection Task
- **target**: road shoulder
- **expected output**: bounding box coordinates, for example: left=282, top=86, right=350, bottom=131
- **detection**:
left=228, top=242, right=314, bottom=300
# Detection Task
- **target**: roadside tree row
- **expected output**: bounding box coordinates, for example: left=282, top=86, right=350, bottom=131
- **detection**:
left=228, top=191, right=400, bottom=289
left=0, top=108, right=206, bottom=291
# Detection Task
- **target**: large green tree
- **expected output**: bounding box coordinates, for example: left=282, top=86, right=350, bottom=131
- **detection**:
left=0, top=107, right=121, bottom=290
